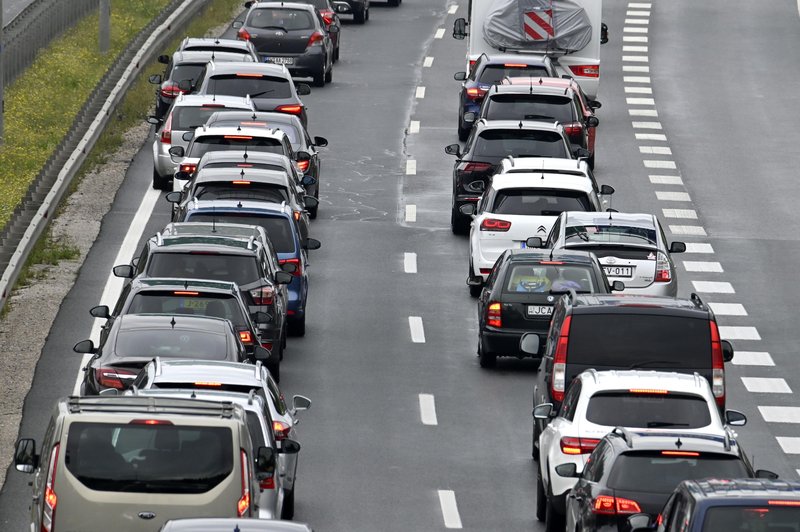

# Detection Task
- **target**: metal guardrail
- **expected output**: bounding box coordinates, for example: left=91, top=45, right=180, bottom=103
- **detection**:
left=0, top=0, right=214, bottom=312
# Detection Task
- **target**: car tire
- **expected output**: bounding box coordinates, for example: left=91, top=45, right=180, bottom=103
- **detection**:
left=588, top=152, right=595, bottom=170
left=324, top=66, right=333, bottom=84
left=152, top=169, right=169, bottom=191
left=545, top=486, right=565, bottom=532
left=469, top=283, right=482, bottom=298
left=288, top=316, right=306, bottom=337
left=451, top=207, right=470, bottom=235
left=536, top=467, right=547, bottom=522
left=365, top=5, right=370, bottom=20
left=313, top=66, right=326, bottom=87
left=309, top=205, right=318, bottom=219
left=354, top=7, right=366, bottom=23
left=267, top=356, right=280, bottom=383
left=282, top=487, right=295, bottom=520
left=388, top=0, right=400, bottom=5
left=478, top=338, right=496, bottom=368
left=334, top=44, right=340, bottom=63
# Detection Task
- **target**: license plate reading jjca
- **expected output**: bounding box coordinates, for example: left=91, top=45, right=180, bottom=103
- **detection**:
left=265, top=57, right=294, bottom=65
left=527, top=305, right=553, bottom=317
left=603, top=266, right=634, bottom=278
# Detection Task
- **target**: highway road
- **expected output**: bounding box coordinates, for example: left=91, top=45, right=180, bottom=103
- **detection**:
left=3, top=0, right=800, bottom=530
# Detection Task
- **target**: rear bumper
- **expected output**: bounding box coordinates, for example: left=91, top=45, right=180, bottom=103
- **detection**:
left=616, top=280, right=678, bottom=297
left=259, top=50, right=326, bottom=78
left=481, top=327, right=546, bottom=358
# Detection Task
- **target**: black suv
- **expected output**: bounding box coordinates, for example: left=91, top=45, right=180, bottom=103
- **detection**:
left=534, top=293, right=734, bottom=430
left=629, top=478, right=800, bottom=532
left=560, top=429, right=777, bottom=532
left=476, top=249, right=620, bottom=367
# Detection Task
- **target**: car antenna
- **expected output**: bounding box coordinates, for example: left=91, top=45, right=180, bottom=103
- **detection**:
left=252, top=111, right=258, bottom=120
left=211, top=49, right=215, bottom=61
left=237, top=124, right=241, bottom=132
left=518, top=120, right=523, bottom=129
left=675, top=437, right=683, bottom=449
left=184, top=280, right=188, bottom=289
left=237, top=200, right=243, bottom=208
left=212, top=205, right=217, bottom=233
left=170, top=316, right=176, bottom=329
left=190, top=389, right=196, bottom=399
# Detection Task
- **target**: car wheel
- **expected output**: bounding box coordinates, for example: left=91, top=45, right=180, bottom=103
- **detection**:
left=309, top=205, right=318, bottom=219
left=282, top=487, right=295, bottom=520
left=478, top=338, right=496, bottom=368
left=532, top=420, right=541, bottom=459
left=288, top=316, right=306, bottom=337
left=324, top=66, right=333, bottom=84
left=267, top=355, right=280, bottom=383
left=468, top=261, right=482, bottom=297
left=365, top=5, right=370, bottom=20
left=451, top=206, right=470, bottom=235
left=545, top=488, right=565, bottom=532
left=536, top=467, right=547, bottom=522
left=152, top=169, right=169, bottom=191
left=334, top=43, right=340, bottom=63
left=313, top=65, right=326, bottom=87
left=388, top=0, right=400, bottom=5
left=458, top=124, right=470, bottom=142
left=354, top=7, right=366, bottom=23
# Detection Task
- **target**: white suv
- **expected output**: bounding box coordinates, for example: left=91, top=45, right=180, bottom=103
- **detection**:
left=532, top=370, right=747, bottom=527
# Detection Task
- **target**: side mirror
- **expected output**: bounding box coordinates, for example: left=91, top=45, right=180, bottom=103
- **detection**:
left=232, top=20, right=244, bottom=29
left=275, top=271, right=293, bottom=285
left=165, top=191, right=182, bottom=204
left=452, top=17, right=468, bottom=39
left=453, top=71, right=467, bottom=81
left=148, top=74, right=162, bottom=85
left=295, top=83, right=311, bottom=96
left=600, top=22, right=609, bottom=45
left=313, top=136, right=328, bottom=147
left=627, top=514, right=652, bottom=532
left=459, top=204, right=476, bottom=217
left=244, top=1, right=254, bottom=7
left=599, top=184, right=615, bottom=196
left=304, top=238, right=321, bottom=251
left=328, top=24, right=340, bottom=34
left=724, top=409, right=747, bottom=427
left=573, top=147, right=591, bottom=159
left=444, top=144, right=461, bottom=157
left=253, top=345, right=271, bottom=362
left=721, top=340, right=734, bottom=362
left=280, top=438, right=301, bottom=454
left=301, top=175, right=317, bottom=187
left=586, top=116, right=600, bottom=128
left=611, top=280, right=625, bottom=292
left=303, top=195, right=319, bottom=209
left=73, top=339, right=96, bottom=354
left=669, top=241, right=686, bottom=254
left=113, top=264, right=135, bottom=279
left=157, top=54, right=170, bottom=64
left=177, top=79, right=193, bottom=92
left=588, top=100, right=602, bottom=110
left=174, top=170, right=191, bottom=182
left=252, top=311, right=272, bottom=324
left=255, top=446, right=276, bottom=475
left=555, top=463, right=578, bottom=478
left=182, top=131, right=194, bottom=142
left=281, top=262, right=297, bottom=274
left=146, top=115, right=162, bottom=125
left=519, top=332, right=540, bottom=355
left=532, top=403, right=554, bottom=420
left=14, top=439, right=37, bottom=474
left=463, top=111, right=477, bottom=123
left=526, top=237, right=543, bottom=249
left=168, top=146, right=185, bottom=158
left=756, top=469, right=779, bottom=480
left=292, top=394, right=312, bottom=412
left=90, top=305, right=111, bottom=319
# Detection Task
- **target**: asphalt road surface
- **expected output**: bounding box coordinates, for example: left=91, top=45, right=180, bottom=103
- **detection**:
left=2, top=0, right=800, bottom=530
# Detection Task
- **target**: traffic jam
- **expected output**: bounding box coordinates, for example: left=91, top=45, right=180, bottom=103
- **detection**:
left=7, top=0, right=800, bottom=531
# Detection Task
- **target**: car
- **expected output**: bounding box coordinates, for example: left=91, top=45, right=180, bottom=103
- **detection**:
left=627, top=478, right=800, bottom=532
left=453, top=53, right=558, bottom=140
left=445, top=119, right=584, bottom=234
left=544, top=211, right=686, bottom=297
left=112, top=230, right=292, bottom=364
left=293, top=0, right=342, bottom=62
left=149, top=50, right=257, bottom=119
left=533, top=370, right=749, bottom=532
left=161, top=518, right=314, bottom=531
left=12, top=396, right=285, bottom=531
left=89, top=277, right=275, bottom=376
left=561, top=429, right=777, bottom=532
left=131, top=358, right=310, bottom=513
left=194, top=61, right=311, bottom=126
left=475, top=249, right=618, bottom=367
left=473, top=77, right=600, bottom=167
left=237, top=2, right=338, bottom=87
left=203, top=111, right=328, bottom=216
left=176, top=36, right=260, bottom=58
left=330, top=0, right=369, bottom=24
left=532, top=292, right=735, bottom=425
left=462, top=172, right=613, bottom=287
left=495, top=155, right=599, bottom=192
left=148, top=94, right=258, bottom=190
left=176, top=200, right=320, bottom=336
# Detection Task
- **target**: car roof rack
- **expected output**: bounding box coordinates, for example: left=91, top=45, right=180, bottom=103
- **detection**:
left=67, top=395, right=236, bottom=418
left=612, top=426, right=634, bottom=448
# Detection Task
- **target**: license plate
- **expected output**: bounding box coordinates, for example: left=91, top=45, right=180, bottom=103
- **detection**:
left=603, top=265, right=634, bottom=278
left=265, top=57, right=294, bottom=65
left=527, top=305, right=553, bottom=317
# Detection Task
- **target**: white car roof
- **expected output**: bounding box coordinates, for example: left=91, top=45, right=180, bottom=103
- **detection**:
left=577, top=369, right=713, bottom=397
left=173, top=94, right=255, bottom=109
left=565, top=211, right=656, bottom=228
left=498, top=156, right=588, bottom=174
left=193, top=125, right=288, bottom=141
left=478, top=119, right=563, bottom=133
left=490, top=173, right=594, bottom=194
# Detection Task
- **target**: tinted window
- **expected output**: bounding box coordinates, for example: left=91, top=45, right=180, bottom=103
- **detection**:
left=188, top=136, right=285, bottom=159
left=173, top=107, right=235, bottom=131
left=565, top=224, right=658, bottom=246
left=473, top=129, right=567, bottom=158
left=702, top=506, right=800, bottom=532
left=484, top=94, right=576, bottom=123
left=608, top=453, right=749, bottom=493
left=493, top=189, right=591, bottom=216
left=65, top=422, right=232, bottom=493
left=192, top=181, right=289, bottom=203
left=479, top=64, right=550, bottom=84
left=586, top=392, right=712, bottom=428
left=568, top=315, right=712, bottom=367
left=185, top=213, right=297, bottom=254
left=245, top=411, right=266, bottom=449
left=127, top=292, right=247, bottom=327
left=147, top=252, right=261, bottom=286
left=184, top=45, right=248, bottom=55
left=169, top=64, right=205, bottom=85
left=208, top=74, right=292, bottom=99
left=504, top=264, right=596, bottom=293
left=248, top=8, right=314, bottom=30
left=114, top=328, right=229, bottom=359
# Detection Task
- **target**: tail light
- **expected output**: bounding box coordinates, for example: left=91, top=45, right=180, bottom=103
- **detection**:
left=552, top=315, right=571, bottom=402
left=95, top=366, right=136, bottom=390
left=273, top=420, right=291, bottom=441
left=237, top=28, right=251, bottom=41
left=457, top=161, right=492, bottom=176
left=41, top=444, right=60, bottom=532
left=487, top=302, right=502, bottom=328
left=563, top=122, right=584, bottom=136
left=280, top=258, right=302, bottom=277
left=237, top=449, right=251, bottom=517
left=159, top=82, right=186, bottom=99
left=260, top=477, right=275, bottom=490
left=178, top=163, right=196, bottom=175
left=466, top=87, right=487, bottom=101
left=250, top=286, right=275, bottom=305
left=710, top=321, right=725, bottom=405
left=569, top=65, right=600, bottom=78
left=468, top=59, right=477, bottom=70
left=320, top=9, right=334, bottom=26
left=307, top=30, right=325, bottom=48
left=479, top=268, right=492, bottom=275
left=293, top=211, right=302, bottom=221
left=238, top=330, right=253, bottom=344
left=560, top=436, right=600, bottom=455
left=296, top=159, right=310, bottom=172
left=261, top=341, right=273, bottom=351
left=160, top=113, right=173, bottom=145
left=593, top=495, right=641, bottom=515
left=276, top=104, right=303, bottom=116
left=480, top=218, right=511, bottom=232
left=655, top=251, right=672, bottom=282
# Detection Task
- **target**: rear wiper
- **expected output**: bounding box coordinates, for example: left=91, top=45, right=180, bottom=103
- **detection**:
left=524, top=114, right=555, bottom=120
left=262, top=25, right=289, bottom=33
left=247, top=89, right=275, bottom=98
left=646, top=421, right=690, bottom=428
left=626, top=360, right=680, bottom=369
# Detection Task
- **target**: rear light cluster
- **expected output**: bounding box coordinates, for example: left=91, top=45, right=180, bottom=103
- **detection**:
left=563, top=122, right=584, bottom=137
left=273, top=420, right=291, bottom=441
left=41, top=444, right=60, bottom=532
left=250, top=286, right=275, bottom=306
left=237, top=28, right=251, bottom=41
left=551, top=315, right=571, bottom=402
left=466, top=87, right=488, bottom=101
left=458, top=162, right=492, bottom=175
left=709, top=320, right=725, bottom=405
left=593, top=495, right=641, bottom=515
left=160, top=82, right=188, bottom=99
left=276, top=104, right=303, bottom=116
left=487, top=302, right=502, bottom=328
left=280, top=258, right=302, bottom=277
left=320, top=9, right=335, bottom=26
left=655, top=251, right=672, bottom=282
left=160, top=113, right=173, bottom=145
left=569, top=64, right=600, bottom=78
left=296, top=159, right=310, bottom=172
left=96, top=366, right=136, bottom=390
left=560, top=436, right=600, bottom=455
left=237, top=449, right=251, bottom=517
left=238, top=330, right=254, bottom=344
left=179, top=163, right=197, bottom=175
left=307, top=31, right=325, bottom=48
left=480, top=218, right=511, bottom=232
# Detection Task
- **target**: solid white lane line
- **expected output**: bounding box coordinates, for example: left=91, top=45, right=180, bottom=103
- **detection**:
left=708, top=303, right=747, bottom=316
left=423, top=56, right=434, bottom=67
left=404, top=252, right=417, bottom=273
left=683, top=261, right=722, bottom=272
left=623, top=35, right=648, bottom=42
left=438, top=490, right=463, bottom=529
left=623, top=26, right=648, bottom=33
left=625, top=18, right=650, bottom=24
left=649, top=175, right=683, bottom=185
left=623, top=45, right=649, bottom=52
left=409, top=316, right=426, bottom=343
left=623, top=65, right=650, bottom=72
left=448, top=4, right=458, bottom=14
left=406, top=159, right=417, bottom=175
left=409, top=120, right=420, bottom=134
left=419, top=394, right=438, bottom=425
left=629, top=109, right=658, bottom=117
left=691, top=280, right=734, bottom=293
left=627, top=98, right=655, bottom=105
left=662, top=209, right=697, bottom=219
left=435, top=28, right=446, bottom=39
left=622, top=55, right=649, bottom=62
left=405, top=204, right=417, bottom=222
left=760, top=407, right=800, bottom=423
left=742, top=378, right=791, bottom=394
left=684, top=243, right=714, bottom=253
left=624, top=76, right=651, bottom=83
left=632, top=121, right=661, bottom=129
left=640, top=146, right=671, bottom=155
left=669, top=225, right=707, bottom=236
left=646, top=160, right=678, bottom=170
left=719, top=326, right=761, bottom=340
left=416, top=86, right=426, bottom=99
left=636, top=132, right=667, bottom=141
left=776, top=437, right=800, bottom=454
left=732, top=351, right=774, bottom=366
left=655, top=189, right=689, bottom=200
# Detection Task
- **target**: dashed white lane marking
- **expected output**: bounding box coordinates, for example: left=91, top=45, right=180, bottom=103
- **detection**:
left=415, top=86, right=426, bottom=99
left=776, top=437, right=800, bottom=454
left=647, top=160, right=678, bottom=170
left=409, top=316, right=426, bottom=343
left=626, top=10, right=650, bottom=17
left=405, top=204, right=417, bottom=222
left=623, top=35, right=648, bottom=42
left=435, top=28, right=446, bottom=39
left=684, top=242, right=714, bottom=253
left=438, top=490, right=463, bottom=529
left=655, top=189, right=689, bottom=200
left=669, top=225, right=707, bottom=236
left=624, top=76, right=651, bottom=83
left=628, top=97, right=655, bottom=105
left=732, top=351, right=774, bottom=366
left=760, top=407, right=800, bottom=423
left=632, top=121, right=662, bottom=129
left=409, top=120, right=420, bottom=134
left=419, top=394, right=438, bottom=425
left=406, top=159, right=417, bottom=175
left=640, top=146, right=671, bottom=155
left=623, top=26, right=648, bottom=33
left=637, top=132, right=667, bottom=141
left=404, top=252, right=417, bottom=273
left=662, top=208, right=697, bottom=219
left=622, top=55, right=650, bottom=62
left=708, top=302, right=747, bottom=316
left=628, top=2, right=652, bottom=8
left=650, top=175, right=682, bottom=185
left=423, top=56, right=434, bottom=67
left=623, top=65, right=650, bottom=72
left=629, top=109, right=658, bottom=117
left=683, top=260, right=722, bottom=272
left=625, top=18, right=650, bottom=24
left=448, top=4, right=458, bottom=14
left=743, top=378, right=791, bottom=394
left=691, top=280, right=734, bottom=293
left=719, top=326, right=761, bottom=340
left=623, top=45, right=649, bottom=52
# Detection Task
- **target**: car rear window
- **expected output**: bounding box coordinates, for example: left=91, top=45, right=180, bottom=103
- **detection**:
left=478, top=64, right=550, bottom=84
left=473, top=129, right=568, bottom=158
left=169, top=64, right=205, bottom=86
left=192, top=181, right=289, bottom=203
left=504, top=264, right=596, bottom=293
left=586, top=392, right=712, bottom=429
left=247, top=8, right=314, bottom=30
left=147, top=252, right=262, bottom=286
left=185, top=213, right=297, bottom=254
left=65, top=422, right=232, bottom=493
left=173, top=106, right=239, bottom=131
left=608, top=452, right=750, bottom=493
left=484, top=94, right=576, bottom=123
left=184, top=45, right=249, bottom=55
left=702, top=506, right=800, bottom=532
left=208, top=74, right=292, bottom=99
left=493, top=189, right=591, bottom=216
left=188, top=136, right=285, bottom=159
left=114, top=328, right=229, bottom=360
left=127, top=292, right=247, bottom=328
left=565, top=224, right=658, bottom=246
left=568, top=315, right=712, bottom=367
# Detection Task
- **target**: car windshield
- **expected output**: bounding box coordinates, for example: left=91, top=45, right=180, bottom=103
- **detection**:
left=147, top=253, right=261, bottom=286
left=187, top=136, right=285, bottom=159
left=65, top=422, right=232, bottom=493
left=504, top=264, right=596, bottom=293
left=702, top=506, right=800, bottom=532
left=248, top=8, right=315, bottom=30
left=473, top=129, right=568, bottom=158
left=492, top=189, right=591, bottom=216
left=208, top=74, right=292, bottom=99
left=565, top=224, right=658, bottom=246
left=192, top=181, right=289, bottom=203
left=114, top=328, right=229, bottom=359
left=586, top=392, right=712, bottom=428
left=484, top=94, right=576, bottom=123
left=172, top=106, right=237, bottom=131
left=169, top=64, right=205, bottom=86
left=185, top=213, right=297, bottom=254
left=478, top=64, right=550, bottom=84
left=608, top=452, right=750, bottom=494
left=210, top=120, right=300, bottom=145
left=127, top=292, right=247, bottom=327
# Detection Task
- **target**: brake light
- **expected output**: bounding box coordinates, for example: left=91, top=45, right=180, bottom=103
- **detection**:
left=458, top=161, right=492, bottom=174
left=261, top=341, right=273, bottom=351
left=194, top=381, right=222, bottom=386
left=279, top=258, right=302, bottom=277
left=276, top=104, right=303, bottom=115
left=569, top=64, right=600, bottom=78
left=95, top=366, right=136, bottom=390
left=628, top=388, right=668, bottom=395
left=224, top=135, right=253, bottom=140
left=173, top=290, right=198, bottom=295
left=41, top=444, right=59, bottom=532
left=563, top=122, right=584, bottom=136
left=560, top=436, right=600, bottom=455
left=480, top=218, right=512, bottom=232
left=320, top=9, right=334, bottom=26
left=593, top=495, right=641, bottom=515
left=468, top=59, right=477, bottom=70
left=307, top=30, right=325, bottom=48
left=769, top=500, right=800, bottom=507
left=160, top=113, right=173, bottom=145
left=240, top=121, right=267, bottom=127
left=239, top=330, right=253, bottom=344
left=201, top=103, right=225, bottom=108
left=237, top=28, right=251, bottom=41
left=179, top=163, right=196, bottom=174
left=539, top=261, right=564, bottom=265
left=250, top=286, right=275, bottom=305
left=479, top=268, right=492, bottom=275
left=160, top=82, right=186, bottom=99
left=296, top=159, right=310, bottom=172
left=129, top=419, right=174, bottom=425
left=552, top=315, right=571, bottom=402
left=273, top=420, right=291, bottom=441
left=487, top=302, right=502, bottom=328
left=661, top=451, right=700, bottom=457
left=235, top=73, right=264, bottom=78
left=655, top=251, right=671, bottom=282
left=466, top=87, right=487, bottom=101
left=232, top=180, right=251, bottom=185
left=238, top=449, right=251, bottom=516
left=710, top=321, right=725, bottom=405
